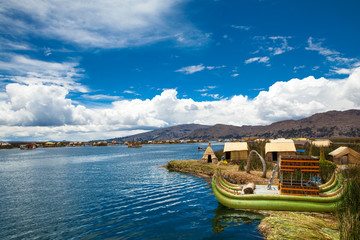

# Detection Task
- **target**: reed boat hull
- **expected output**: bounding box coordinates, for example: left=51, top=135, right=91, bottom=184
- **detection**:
left=212, top=184, right=338, bottom=212
left=212, top=173, right=342, bottom=212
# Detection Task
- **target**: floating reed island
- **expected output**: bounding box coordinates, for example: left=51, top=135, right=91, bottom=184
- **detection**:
left=166, top=139, right=360, bottom=239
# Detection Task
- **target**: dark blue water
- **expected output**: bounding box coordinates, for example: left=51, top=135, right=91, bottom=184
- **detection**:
left=0, top=143, right=264, bottom=239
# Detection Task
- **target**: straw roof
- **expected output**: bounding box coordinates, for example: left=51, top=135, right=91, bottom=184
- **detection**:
left=201, top=143, right=218, bottom=164
left=223, top=142, right=248, bottom=152
left=312, top=139, right=332, bottom=147
left=270, top=138, right=294, bottom=143
left=329, top=146, right=360, bottom=160
left=265, top=142, right=296, bottom=155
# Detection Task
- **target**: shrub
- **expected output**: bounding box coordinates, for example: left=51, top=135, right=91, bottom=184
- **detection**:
left=238, top=160, right=246, bottom=171
left=319, top=159, right=337, bottom=182
left=214, top=149, right=224, bottom=160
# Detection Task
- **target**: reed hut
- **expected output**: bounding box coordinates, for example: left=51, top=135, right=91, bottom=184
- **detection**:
left=201, top=143, right=218, bottom=164
left=312, top=139, right=332, bottom=147
left=223, top=142, right=249, bottom=163
left=328, top=146, right=360, bottom=164
left=265, top=142, right=296, bottom=162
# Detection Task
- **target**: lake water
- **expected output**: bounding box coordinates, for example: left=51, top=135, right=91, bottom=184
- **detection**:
left=0, top=143, right=264, bottom=239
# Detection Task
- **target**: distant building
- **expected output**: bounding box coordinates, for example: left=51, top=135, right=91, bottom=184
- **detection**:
left=294, top=139, right=311, bottom=149
left=20, top=143, right=36, bottom=150
left=329, top=146, right=360, bottom=165
left=44, top=142, right=56, bottom=148
left=201, top=143, right=218, bottom=164
left=93, top=141, right=108, bottom=146
left=223, top=142, right=249, bottom=163
left=312, top=139, right=332, bottom=147
left=270, top=138, right=294, bottom=143
left=0, top=142, right=13, bottom=149
left=265, top=142, right=296, bottom=161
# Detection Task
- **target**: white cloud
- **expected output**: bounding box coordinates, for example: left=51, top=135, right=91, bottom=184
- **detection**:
left=0, top=83, right=87, bottom=126
left=123, top=90, right=140, bottom=95
left=1, top=68, right=360, bottom=141
left=245, top=56, right=270, bottom=64
left=306, top=37, right=339, bottom=56
left=82, top=94, right=121, bottom=101
left=175, top=64, right=225, bottom=74
left=306, top=37, right=358, bottom=65
left=294, top=65, right=305, bottom=72
left=201, top=93, right=220, bottom=99
left=231, top=25, right=250, bottom=31
left=175, top=64, right=205, bottom=74
left=0, top=0, right=205, bottom=49
left=232, top=73, right=239, bottom=77
left=0, top=54, right=86, bottom=92
left=251, top=36, right=293, bottom=59
left=268, top=36, right=293, bottom=56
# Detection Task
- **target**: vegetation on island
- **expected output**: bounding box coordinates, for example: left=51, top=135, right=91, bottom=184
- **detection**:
left=258, top=212, right=339, bottom=240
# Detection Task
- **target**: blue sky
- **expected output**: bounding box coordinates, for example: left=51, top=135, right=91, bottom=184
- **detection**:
left=0, top=0, right=359, bottom=141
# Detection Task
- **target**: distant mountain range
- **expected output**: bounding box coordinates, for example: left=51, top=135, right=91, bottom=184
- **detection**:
left=111, top=109, right=360, bottom=141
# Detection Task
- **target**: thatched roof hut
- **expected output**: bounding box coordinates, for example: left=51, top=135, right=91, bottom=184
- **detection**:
left=329, top=146, right=360, bottom=164
left=201, top=143, right=218, bottom=164
left=223, top=142, right=249, bottom=163
left=312, top=139, right=332, bottom=147
left=265, top=142, right=296, bottom=161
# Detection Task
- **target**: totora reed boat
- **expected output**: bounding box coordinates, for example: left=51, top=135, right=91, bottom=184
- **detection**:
left=212, top=155, right=344, bottom=212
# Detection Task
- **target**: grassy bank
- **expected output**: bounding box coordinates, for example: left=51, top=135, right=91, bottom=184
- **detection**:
left=258, top=212, right=339, bottom=240
left=166, top=160, right=219, bottom=177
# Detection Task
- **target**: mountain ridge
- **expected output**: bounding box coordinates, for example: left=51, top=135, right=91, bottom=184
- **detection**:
left=111, top=109, right=360, bottom=141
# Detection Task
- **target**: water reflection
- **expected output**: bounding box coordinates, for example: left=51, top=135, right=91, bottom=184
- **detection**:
left=212, top=204, right=265, bottom=234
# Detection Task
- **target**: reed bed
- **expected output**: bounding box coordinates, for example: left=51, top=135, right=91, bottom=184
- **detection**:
left=336, top=165, right=360, bottom=240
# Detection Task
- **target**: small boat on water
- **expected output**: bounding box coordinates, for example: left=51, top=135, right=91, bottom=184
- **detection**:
left=212, top=155, right=344, bottom=212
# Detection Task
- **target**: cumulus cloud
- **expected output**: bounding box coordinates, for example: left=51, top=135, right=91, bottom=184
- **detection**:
left=245, top=56, right=270, bottom=64
left=0, top=83, right=88, bottom=126
left=1, top=67, right=360, bottom=140
left=0, top=0, right=205, bottom=49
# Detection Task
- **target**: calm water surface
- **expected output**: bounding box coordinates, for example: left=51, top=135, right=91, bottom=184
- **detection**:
left=0, top=143, right=264, bottom=239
